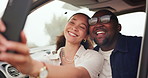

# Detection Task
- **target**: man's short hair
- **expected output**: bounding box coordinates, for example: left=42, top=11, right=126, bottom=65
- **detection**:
left=94, top=9, right=119, bottom=23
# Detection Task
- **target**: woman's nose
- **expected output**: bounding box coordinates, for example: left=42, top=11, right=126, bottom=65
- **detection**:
left=72, top=25, right=78, bottom=31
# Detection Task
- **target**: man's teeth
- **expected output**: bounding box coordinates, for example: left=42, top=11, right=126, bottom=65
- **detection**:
left=97, top=31, right=105, bottom=34
left=69, top=32, right=77, bottom=36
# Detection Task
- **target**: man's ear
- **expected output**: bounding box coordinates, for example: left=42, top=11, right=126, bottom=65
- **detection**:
left=118, top=24, right=121, bottom=31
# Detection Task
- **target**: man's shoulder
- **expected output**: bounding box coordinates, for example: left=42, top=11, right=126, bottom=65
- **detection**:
left=121, top=34, right=142, bottom=42
left=117, top=34, right=142, bottom=50
left=120, top=34, right=142, bottom=50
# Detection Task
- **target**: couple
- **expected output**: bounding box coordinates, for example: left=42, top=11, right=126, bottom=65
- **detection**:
left=0, top=9, right=142, bottom=78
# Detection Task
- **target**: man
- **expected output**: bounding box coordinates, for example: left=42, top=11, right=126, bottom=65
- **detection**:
left=89, top=9, right=142, bottom=78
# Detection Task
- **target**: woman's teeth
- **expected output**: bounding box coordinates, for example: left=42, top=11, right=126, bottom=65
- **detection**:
left=69, top=32, right=77, bottom=37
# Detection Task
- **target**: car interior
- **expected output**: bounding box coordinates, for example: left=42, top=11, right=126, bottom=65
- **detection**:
left=0, top=0, right=147, bottom=78
left=32, top=0, right=146, bottom=14
left=31, top=1, right=148, bottom=77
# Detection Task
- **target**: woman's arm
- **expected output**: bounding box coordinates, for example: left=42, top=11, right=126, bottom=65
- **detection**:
left=0, top=40, right=90, bottom=78
left=0, top=20, right=90, bottom=78
left=45, top=64, right=90, bottom=78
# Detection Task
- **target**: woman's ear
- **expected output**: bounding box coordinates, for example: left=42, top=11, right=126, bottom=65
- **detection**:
left=83, top=35, right=94, bottom=49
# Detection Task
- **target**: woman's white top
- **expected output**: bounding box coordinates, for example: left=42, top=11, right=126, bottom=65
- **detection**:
left=34, top=45, right=104, bottom=78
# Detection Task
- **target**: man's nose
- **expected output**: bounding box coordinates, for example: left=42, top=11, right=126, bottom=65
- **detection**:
left=94, top=23, right=104, bottom=27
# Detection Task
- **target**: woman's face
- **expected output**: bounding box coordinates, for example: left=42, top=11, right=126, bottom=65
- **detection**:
left=64, top=14, right=89, bottom=44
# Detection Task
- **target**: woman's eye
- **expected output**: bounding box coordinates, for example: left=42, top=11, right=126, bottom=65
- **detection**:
left=69, top=21, right=74, bottom=24
left=79, top=25, right=86, bottom=30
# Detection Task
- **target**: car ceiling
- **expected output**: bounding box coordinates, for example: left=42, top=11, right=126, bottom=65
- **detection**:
left=32, top=0, right=146, bottom=15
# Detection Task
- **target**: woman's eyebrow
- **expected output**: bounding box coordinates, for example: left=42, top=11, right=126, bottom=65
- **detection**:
left=71, top=18, right=76, bottom=21
left=72, top=17, right=87, bottom=27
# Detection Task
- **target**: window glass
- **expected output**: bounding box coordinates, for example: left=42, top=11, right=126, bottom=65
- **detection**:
left=118, top=12, right=146, bottom=37
left=0, top=0, right=8, bottom=17
left=24, top=0, right=93, bottom=48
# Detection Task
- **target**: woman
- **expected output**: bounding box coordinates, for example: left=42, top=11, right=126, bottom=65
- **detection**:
left=0, top=13, right=104, bottom=78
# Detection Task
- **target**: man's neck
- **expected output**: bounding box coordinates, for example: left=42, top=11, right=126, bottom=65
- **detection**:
left=100, top=33, right=120, bottom=51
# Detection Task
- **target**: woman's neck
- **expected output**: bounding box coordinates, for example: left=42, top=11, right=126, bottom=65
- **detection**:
left=64, top=42, right=80, bottom=58
left=60, top=42, right=80, bottom=65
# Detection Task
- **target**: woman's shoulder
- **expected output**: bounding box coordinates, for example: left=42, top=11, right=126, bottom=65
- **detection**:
left=86, top=49, right=100, bottom=54
left=84, top=49, right=104, bottom=58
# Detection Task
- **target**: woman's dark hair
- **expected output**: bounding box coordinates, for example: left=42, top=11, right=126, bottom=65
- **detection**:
left=55, top=13, right=93, bottom=51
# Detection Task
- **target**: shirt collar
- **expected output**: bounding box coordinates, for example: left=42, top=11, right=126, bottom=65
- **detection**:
left=75, top=45, right=86, bottom=57
left=50, top=45, right=86, bottom=59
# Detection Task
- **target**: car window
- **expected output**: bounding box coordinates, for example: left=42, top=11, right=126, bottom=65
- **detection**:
left=0, top=0, right=8, bottom=17
left=118, top=12, right=146, bottom=36
left=24, top=0, right=94, bottom=49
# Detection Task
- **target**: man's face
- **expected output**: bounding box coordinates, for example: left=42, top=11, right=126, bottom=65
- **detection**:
left=89, top=12, right=120, bottom=47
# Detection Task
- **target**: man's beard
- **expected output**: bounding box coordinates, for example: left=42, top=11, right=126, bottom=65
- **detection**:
left=94, top=37, right=109, bottom=47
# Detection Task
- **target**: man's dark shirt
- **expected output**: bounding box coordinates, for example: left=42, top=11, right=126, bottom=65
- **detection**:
left=94, top=33, right=142, bottom=78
